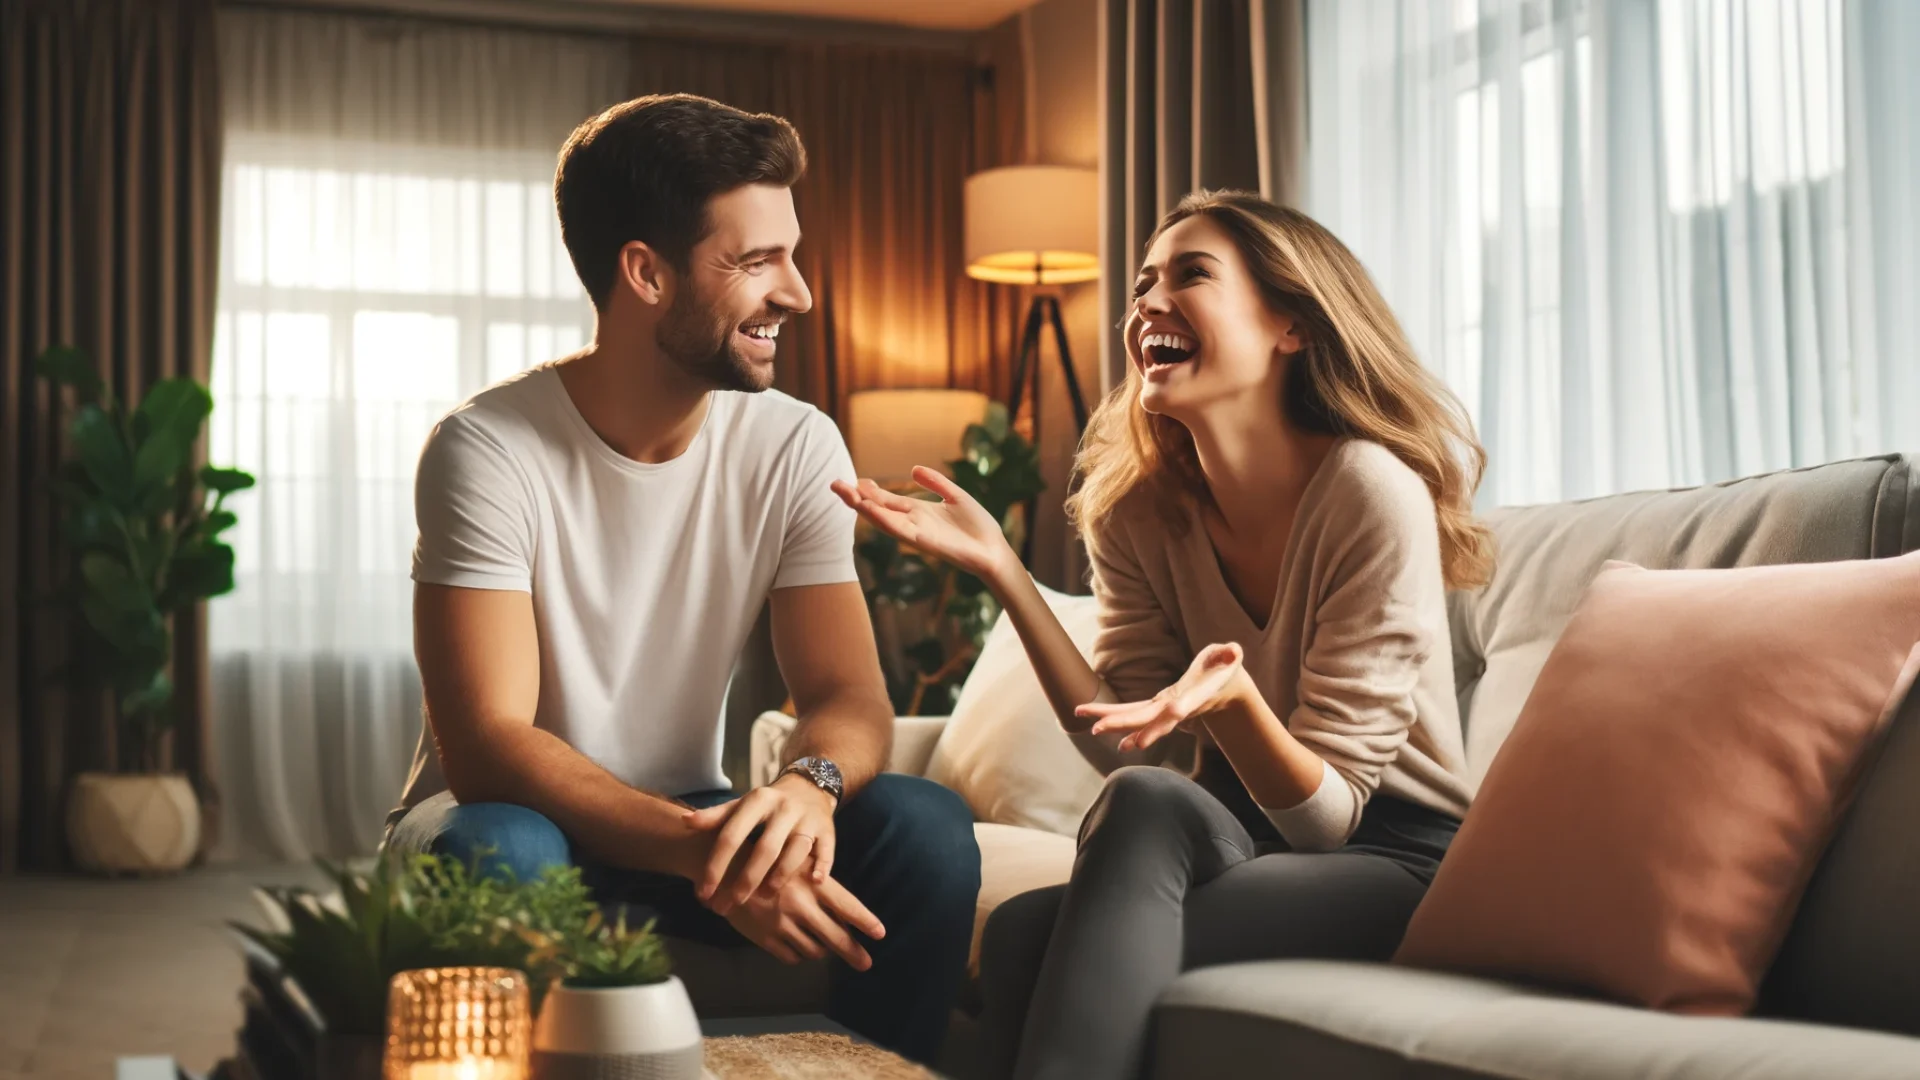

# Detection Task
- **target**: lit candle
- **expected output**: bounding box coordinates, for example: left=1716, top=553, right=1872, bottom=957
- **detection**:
left=405, top=1060, right=523, bottom=1080
left=385, top=967, right=530, bottom=1080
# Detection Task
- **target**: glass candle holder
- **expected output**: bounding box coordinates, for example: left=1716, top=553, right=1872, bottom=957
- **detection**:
left=384, top=966, right=531, bottom=1080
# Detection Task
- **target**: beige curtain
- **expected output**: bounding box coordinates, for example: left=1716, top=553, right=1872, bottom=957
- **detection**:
left=630, top=35, right=1027, bottom=420
left=1, top=0, right=224, bottom=871
left=1098, top=0, right=1304, bottom=390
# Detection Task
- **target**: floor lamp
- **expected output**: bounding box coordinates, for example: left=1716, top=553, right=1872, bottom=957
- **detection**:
left=964, top=165, right=1100, bottom=564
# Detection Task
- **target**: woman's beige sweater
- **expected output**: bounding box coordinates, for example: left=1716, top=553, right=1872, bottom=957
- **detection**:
left=1082, top=438, right=1474, bottom=852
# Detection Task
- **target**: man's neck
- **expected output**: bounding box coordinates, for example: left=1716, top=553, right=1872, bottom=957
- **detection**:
left=557, top=327, right=712, bottom=465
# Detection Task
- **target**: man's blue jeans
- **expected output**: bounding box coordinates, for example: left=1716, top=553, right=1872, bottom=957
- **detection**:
left=384, top=774, right=981, bottom=1065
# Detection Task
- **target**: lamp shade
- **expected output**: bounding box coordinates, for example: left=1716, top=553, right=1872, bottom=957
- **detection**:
left=964, top=165, right=1100, bottom=285
left=847, top=388, right=990, bottom=486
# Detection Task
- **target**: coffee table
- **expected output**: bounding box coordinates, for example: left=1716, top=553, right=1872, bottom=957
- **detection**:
left=699, top=1015, right=937, bottom=1079
left=699, top=1014, right=861, bottom=1039
left=197, top=1015, right=936, bottom=1080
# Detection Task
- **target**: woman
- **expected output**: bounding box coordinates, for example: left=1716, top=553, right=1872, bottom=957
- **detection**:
left=832, top=190, right=1493, bottom=1080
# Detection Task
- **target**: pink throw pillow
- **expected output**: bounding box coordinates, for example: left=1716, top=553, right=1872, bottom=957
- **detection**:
left=1394, top=553, right=1920, bottom=1014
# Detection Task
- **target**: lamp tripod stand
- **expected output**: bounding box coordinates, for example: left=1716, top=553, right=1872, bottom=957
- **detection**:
left=1005, top=292, right=1090, bottom=436
left=1003, top=292, right=1090, bottom=564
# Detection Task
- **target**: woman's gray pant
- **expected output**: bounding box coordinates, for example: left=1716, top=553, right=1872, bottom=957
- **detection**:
left=978, top=764, right=1457, bottom=1080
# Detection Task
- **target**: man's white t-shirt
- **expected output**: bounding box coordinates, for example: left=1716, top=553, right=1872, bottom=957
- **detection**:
left=392, top=363, right=859, bottom=823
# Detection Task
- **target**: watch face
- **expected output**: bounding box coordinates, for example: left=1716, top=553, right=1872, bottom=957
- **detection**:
left=803, top=757, right=842, bottom=795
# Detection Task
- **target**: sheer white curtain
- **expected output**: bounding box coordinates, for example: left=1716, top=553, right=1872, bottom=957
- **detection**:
left=1306, top=0, right=1919, bottom=508
left=209, top=9, right=628, bottom=861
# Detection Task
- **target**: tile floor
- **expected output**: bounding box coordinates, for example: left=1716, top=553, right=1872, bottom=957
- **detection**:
left=0, top=863, right=325, bottom=1080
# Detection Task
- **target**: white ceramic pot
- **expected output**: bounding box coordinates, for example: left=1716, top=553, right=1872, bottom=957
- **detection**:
left=532, top=977, right=703, bottom=1080
left=66, top=772, right=201, bottom=874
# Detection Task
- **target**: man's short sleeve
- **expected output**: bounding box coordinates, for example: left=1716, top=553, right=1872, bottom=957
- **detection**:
left=774, top=410, right=859, bottom=590
left=412, top=411, right=534, bottom=592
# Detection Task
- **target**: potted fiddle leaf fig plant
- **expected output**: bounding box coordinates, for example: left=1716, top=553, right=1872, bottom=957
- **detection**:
left=35, top=345, right=255, bottom=873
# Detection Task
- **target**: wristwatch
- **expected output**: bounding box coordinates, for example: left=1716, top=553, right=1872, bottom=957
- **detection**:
left=779, top=755, right=844, bottom=805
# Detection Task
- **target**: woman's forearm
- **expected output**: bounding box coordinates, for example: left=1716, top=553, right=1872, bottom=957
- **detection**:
left=985, top=558, right=1107, bottom=733
left=1203, top=679, right=1330, bottom=809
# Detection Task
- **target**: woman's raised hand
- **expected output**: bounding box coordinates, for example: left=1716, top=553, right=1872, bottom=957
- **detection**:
left=1074, top=643, right=1252, bottom=752
left=831, top=466, right=1017, bottom=583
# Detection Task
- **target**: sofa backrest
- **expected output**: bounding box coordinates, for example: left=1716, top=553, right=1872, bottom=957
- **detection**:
left=1447, top=451, right=1920, bottom=1035
left=1446, top=453, right=1920, bottom=786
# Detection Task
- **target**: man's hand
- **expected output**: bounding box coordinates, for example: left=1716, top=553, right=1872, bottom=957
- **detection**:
left=721, top=872, right=886, bottom=969
left=683, top=774, right=838, bottom=914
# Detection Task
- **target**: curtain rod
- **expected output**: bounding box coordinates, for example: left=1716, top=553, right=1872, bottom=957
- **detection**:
left=223, top=0, right=985, bottom=55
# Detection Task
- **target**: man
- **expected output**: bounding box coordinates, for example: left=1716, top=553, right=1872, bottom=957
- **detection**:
left=383, top=93, right=980, bottom=1064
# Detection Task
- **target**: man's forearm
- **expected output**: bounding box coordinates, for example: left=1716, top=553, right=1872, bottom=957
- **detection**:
left=779, top=687, right=892, bottom=797
left=437, top=717, right=704, bottom=878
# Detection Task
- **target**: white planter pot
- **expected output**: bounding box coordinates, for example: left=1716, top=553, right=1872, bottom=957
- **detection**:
left=532, top=977, right=703, bottom=1080
left=66, top=772, right=201, bottom=874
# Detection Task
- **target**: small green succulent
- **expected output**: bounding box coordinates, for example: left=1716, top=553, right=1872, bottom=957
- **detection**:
left=521, top=907, right=673, bottom=989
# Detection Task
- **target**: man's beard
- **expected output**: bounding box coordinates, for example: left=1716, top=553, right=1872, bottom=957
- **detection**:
left=656, top=287, right=776, bottom=393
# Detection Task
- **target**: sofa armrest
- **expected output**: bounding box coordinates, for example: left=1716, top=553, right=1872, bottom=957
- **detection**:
left=887, top=716, right=949, bottom=778
left=748, top=711, right=800, bottom=789
left=748, top=710, right=951, bottom=787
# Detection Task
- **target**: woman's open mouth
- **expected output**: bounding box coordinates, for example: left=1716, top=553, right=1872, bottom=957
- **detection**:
left=1140, top=331, right=1198, bottom=375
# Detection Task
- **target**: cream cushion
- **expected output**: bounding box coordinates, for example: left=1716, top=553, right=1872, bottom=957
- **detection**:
left=926, top=583, right=1107, bottom=836
left=969, top=822, right=1075, bottom=973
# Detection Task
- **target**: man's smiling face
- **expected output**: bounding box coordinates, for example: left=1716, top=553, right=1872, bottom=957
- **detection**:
left=655, top=182, right=813, bottom=393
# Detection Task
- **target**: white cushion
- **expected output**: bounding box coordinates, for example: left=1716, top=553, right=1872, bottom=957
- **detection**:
left=749, top=711, right=950, bottom=786
left=927, top=583, right=1107, bottom=836
left=969, top=822, right=1075, bottom=973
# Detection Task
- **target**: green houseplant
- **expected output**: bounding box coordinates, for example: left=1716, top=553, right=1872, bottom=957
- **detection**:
left=34, top=345, right=255, bottom=872
left=237, top=857, right=688, bottom=1080
left=525, top=911, right=701, bottom=1080
left=234, top=855, right=601, bottom=1038
left=235, top=854, right=604, bottom=1080
left=526, top=909, right=673, bottom=989
left=856, top=402, right=1045, bottom=715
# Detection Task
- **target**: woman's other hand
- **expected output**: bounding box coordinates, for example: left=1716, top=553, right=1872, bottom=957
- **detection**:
left=1074, top=642, right=1254, bottom=752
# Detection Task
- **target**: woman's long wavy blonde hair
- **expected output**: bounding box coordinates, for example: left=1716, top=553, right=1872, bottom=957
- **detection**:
left=1066, top=190, right=1495, bottom=590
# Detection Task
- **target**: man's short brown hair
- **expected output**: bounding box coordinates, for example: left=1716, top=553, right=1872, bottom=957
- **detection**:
left=554, top=94, right=806, bottom=309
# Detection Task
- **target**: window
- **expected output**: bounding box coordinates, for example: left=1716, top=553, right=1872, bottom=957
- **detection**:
left=1314, top=0, right=1865, bottom=506
left=1444, top=0, right=1594, bottom=501
left=209, top=136, right=594, bottom=655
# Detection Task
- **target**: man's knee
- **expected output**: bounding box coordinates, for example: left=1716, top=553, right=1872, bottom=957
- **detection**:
left=431, top=802, right=573, bottom=885
left=838, top=774, right=981, bottom=901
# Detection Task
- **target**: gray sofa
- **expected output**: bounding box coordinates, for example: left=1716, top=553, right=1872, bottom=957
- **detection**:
left=698, top=452, right=1920, bottom=1078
